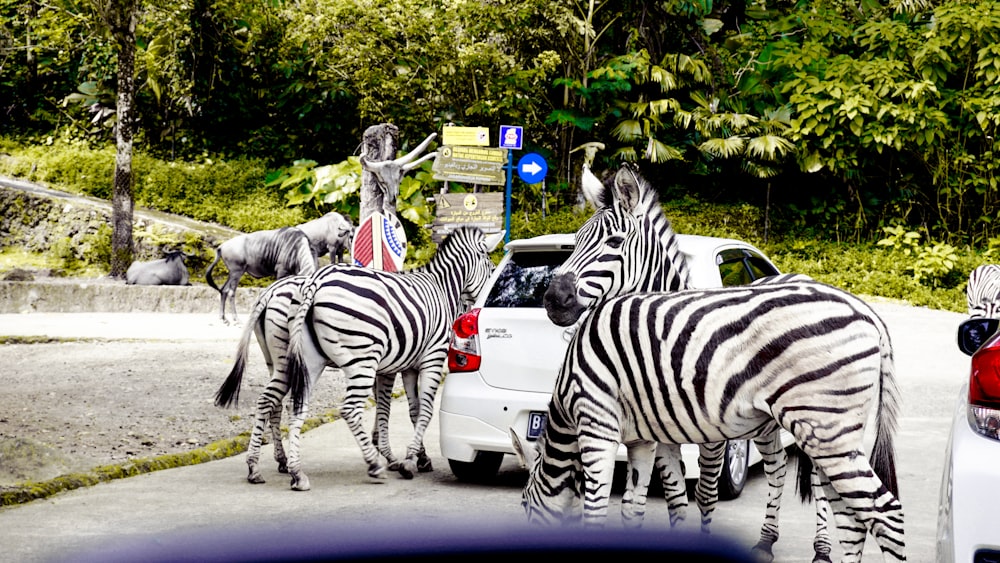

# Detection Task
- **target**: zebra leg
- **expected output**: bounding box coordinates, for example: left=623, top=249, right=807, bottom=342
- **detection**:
left=805, top=449, right=904, bottom=562
left=270, top=401, right=287, bottom=473
left=620, top=440, right=657, bottom=529
left=810, top=468, right=833, bottom=563
left=653, top=442, right=690, bottom=528
left=748, top=431, right=788, bottom=563
left=577, top=434, right=621, bottom=527
left=247, top=382, right=286, bottom=484
left=339, top=364, right=387, bottom=481
left=693, top=441, right=726, bottom=533
left=400, top=369, right=432, bottom=472
left=397, top=364, right=443, bottom=479
left=372, top=373, right=402, bottom=471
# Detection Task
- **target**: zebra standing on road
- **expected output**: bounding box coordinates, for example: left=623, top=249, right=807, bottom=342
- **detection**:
left=537, top=164, right=833, bottom=562
left=283, top=226, right=504, bottom=490
left=213, top=275, right=430, bottom=484
left=523, top=164, right=903, bottom=561
left=967, top=264, right=1000, bottom=319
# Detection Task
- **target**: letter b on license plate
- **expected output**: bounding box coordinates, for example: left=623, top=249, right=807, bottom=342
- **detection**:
left=527, top=411, right=547, bottom=440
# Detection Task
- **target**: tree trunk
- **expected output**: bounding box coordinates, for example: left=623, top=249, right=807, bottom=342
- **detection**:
left=103, top=0, right=141, bottom=278
left=359, top=123, right=400, bottom=224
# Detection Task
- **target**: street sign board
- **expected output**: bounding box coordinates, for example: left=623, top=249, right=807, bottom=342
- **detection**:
left=431, top=192, right=504, bottom=242
left=431, top=145, right=508, bottom=185
left=441, top=126, right=489, bottom=147
left=498, top=125, right=523, bottom=150
left=517, top=152, right=548, bottom=184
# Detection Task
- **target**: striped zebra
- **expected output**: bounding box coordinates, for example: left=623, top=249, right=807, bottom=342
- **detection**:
left=214, top=276, right=431, bottom=483
left=524, top=164, right=903, bottom=560
left=283, top=226, right=504, bottom=490
left=967, top=264, right=1000, bottom=319
left=539, top=164, right=834, bottom=561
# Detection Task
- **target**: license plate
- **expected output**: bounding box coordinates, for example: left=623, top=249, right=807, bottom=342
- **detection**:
left=526, top=411, right=547, bottom=440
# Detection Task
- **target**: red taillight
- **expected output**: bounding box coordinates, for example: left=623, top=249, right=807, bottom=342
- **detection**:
left=448, top=308, right=482, bottom=373
left=968, top=334, right=1000, bottom=441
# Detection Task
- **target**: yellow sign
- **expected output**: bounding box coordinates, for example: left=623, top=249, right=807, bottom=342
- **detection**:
left=441, top=126, right=490, bottom=147
left=432, top=192, right=504, bottom=242
left=431, top=146, right=508, bottom=185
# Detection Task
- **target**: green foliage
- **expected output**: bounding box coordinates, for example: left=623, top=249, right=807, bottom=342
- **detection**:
left=876, top=225, right=961, bottom=287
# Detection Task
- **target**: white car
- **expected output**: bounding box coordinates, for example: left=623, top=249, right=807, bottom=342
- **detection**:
left=937, top=317, right=1000, bottom=562
left=439, top=233, right=788, bottom=498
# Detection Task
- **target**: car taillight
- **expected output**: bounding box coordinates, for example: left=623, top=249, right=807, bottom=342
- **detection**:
left=448, top=308, right=481, bottom=373
left=968, top=333, right=1000, bottom=441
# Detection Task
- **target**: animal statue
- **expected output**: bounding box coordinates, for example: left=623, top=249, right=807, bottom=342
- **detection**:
left=213, top=275, right=430, bottom=483
left=518, top=164, right=903, bottom=562
left=283, top=227, right=504, bottom=490
left=966, top=264, right=1000, bottom=319
left=205, top=226, right=317, bottom=324
left=125, top=250, right=190, bottom=286
left=296, top=212, right=355, bottom=264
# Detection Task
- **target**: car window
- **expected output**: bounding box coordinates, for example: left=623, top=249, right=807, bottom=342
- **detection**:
left=484, top=250, right=572, bottom=308
left=717, top=248, right=780, bottom=287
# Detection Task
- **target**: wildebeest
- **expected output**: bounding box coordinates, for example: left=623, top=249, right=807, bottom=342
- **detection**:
left=125, top=250, right=190, bottom=286
left=205, top=227, right=317, bottom=324
left=296, top=212, right=354, bottom=264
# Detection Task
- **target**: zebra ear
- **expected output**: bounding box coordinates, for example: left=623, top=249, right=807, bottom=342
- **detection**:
left=612, top=165, right=642, bottom=216
left=510, top=427, right=538, bottom=470
left=484, top=231, right=505, bottom=253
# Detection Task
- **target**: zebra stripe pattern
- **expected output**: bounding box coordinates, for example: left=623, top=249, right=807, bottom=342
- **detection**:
left=532, top=165, right=904, bottom=560
left=213, top=276, right=428, bottom=483
left=524, top=281, right=903, bottom=560
left=283, top=226, right=501, bottom=490
left=545, top=164, right=833, bottom=561
left=967, top=264, right=1000, bottom=319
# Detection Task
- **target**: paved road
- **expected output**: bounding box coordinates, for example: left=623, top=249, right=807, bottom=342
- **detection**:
left=0, top=301, right=968, bottom=562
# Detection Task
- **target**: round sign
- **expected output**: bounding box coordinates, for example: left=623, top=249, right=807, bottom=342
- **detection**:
left=517, top=153, right=548, bottom=184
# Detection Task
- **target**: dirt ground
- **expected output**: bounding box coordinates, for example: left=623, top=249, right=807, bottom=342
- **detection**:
left=0, top=337, right=351, bottom=488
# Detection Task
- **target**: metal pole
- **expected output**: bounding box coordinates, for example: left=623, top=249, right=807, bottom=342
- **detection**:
left=505, top=151, right=513, bottom=246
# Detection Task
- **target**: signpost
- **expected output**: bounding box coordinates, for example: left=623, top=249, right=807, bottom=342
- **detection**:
left=517, top=152, right=547, bottom=184
left=441, top=126, right=489, bottom=147
left=430, top=192, right=504, bottom=243
left=431, top=146, right=508, bottom=185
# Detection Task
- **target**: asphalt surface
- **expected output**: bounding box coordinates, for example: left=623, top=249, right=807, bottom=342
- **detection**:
left=0, top=303, right=971, bottom=563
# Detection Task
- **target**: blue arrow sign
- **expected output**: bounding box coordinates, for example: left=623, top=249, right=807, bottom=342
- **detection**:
left=517, top=152, right=547, bottom=184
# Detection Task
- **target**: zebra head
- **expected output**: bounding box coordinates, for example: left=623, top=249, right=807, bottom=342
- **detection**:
left=434, top=226, right=504, bottom=306
left=967, top=264, right=1000, bottom=319
left=543, top=163, right=690, bottom=327
left=511, top=421, right=583, bottom=526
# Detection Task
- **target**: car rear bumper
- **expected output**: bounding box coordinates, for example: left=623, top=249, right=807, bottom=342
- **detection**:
left=439, top=370, right=551, bottom=462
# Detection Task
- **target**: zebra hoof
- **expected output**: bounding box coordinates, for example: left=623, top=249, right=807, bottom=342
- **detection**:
left=417, top=451, right=433, bottom=472
left=750, top=544, right=775, bottom=563
left=398, top=459, right=417, bottom=480
left=811, top=554, right=832, bottom=563
left=277, top=462, right=288, bottom=474
left=247, top=471, right=265, bottom=485
left=290, top=473, right=311, bottom=491
left=367, top=464, right=388, bottom=480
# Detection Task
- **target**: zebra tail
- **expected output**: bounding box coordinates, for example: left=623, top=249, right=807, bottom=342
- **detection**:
left=287, top=281, right=318, bottom=414
left=870, top=325, right=902, bottom=498
left=205, top=247, right=222, bottom=293
left=794, top=446, right=814, bottom=503
left=213, top=294, right=268, bottom=408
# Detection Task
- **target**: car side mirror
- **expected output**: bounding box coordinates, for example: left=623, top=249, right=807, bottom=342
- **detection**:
left=957, top=318, right=1000, bottom=356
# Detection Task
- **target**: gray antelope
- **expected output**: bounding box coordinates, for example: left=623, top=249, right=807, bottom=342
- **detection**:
left=126, top=250, right=190, bottom=286
left=513, top=164, right=903, bottom=562
left=213, top=275, right=430, bottom=484
left=283, top=226, right=504, bottom=490
left=205, top=226, right=317, bottom=324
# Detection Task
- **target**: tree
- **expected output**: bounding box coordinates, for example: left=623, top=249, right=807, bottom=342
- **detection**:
left=93, top=0, right=142, bottom=278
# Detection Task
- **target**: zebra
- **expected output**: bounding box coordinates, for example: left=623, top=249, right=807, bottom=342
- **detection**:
left=966, top=264, right=1000, bottom=319
left=213, top=275, right=430, bottom=484
left=206, top=226, right=318, bottom=324
left=526, top=164, right=903, bottom=560
left=536, top=163, right=834, bottom=562
left=283, top=226, right=504, bottom=490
